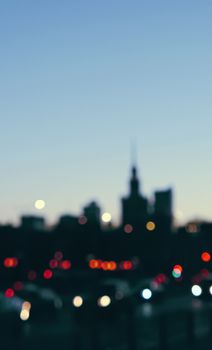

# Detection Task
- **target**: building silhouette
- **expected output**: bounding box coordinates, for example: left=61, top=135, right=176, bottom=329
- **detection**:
left=122, top=166, right=148, bottom=228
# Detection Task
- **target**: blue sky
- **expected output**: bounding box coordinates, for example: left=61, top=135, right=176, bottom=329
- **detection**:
left=1, top=0, right=212, bottom=226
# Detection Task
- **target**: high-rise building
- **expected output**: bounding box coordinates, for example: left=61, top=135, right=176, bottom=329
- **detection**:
left=122, top=166, right=148, bottom=227
left=153, top=188, right=173, bottom=231
left=21, top=215, right=45, bottom=231
left=83, top=201, right=101, bottom=227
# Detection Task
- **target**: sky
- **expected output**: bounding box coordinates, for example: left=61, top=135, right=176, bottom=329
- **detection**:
left=1, top=0, right=212, bottom=226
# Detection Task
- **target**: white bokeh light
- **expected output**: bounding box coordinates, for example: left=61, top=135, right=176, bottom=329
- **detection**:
left=141, top=288, right=152, bottom=300
left=34, top=199, right=46, bottom=210
left=191, top=285, right=202, bottom=297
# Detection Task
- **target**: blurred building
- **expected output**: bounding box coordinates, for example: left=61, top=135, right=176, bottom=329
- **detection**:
left=57, top=215, right=78, bottom=229
left=122, top=166, right=148, bottom=228
left=21, top=215, right=45, bottom=231
left=153, top=188, right=173, bottom=232
left=83, top=201, right=101, bottom=227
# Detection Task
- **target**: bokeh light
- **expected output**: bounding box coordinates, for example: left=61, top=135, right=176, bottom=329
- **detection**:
left=98, top=295, right=111, bottom=307
left=101, top=213, right=112, bottom=223
left=146, top=221, right=156, bottom=231
left=141, top=289, right=152, bottom=300
left=34, top=199, right=46, bottom=210
left=72, top=296, right=83, bottom=308
left=201, top=251, right=211, bottom=262
left=191, top=285, right=202, bottom=297
left=124, top=224, right=133, bottom=234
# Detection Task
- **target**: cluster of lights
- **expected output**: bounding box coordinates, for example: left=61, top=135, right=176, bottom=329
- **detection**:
left=172, top=264, right=183, bottom=279
left=89, top=259, right=134, bottom=271
left=20, top=301, right=31, bottom=321
left=72, top=295, right=111, bottom=308
left=4, top=257, right=18, bottom=268
left=49, top=259, right=71, bottom=270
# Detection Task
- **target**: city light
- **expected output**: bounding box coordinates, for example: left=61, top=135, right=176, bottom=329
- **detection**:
left=101, top=212, right=112, bottom=223
left=209, top=286, right=212, bottom=295
left=191, top=285, right=202, bottom=297
left=43, top=269, right=53, bottom=279
left=124, top=224, right=133, bottom=234
left=22, top=301, right=31, bottom=311
left=34, top=199, right=46, bottom=210
left=5, top=288, right=15, bottom=298
left=72, top=296, right=83, bottom=308
left=60, top=260, right=71, bottom=270
left=20, top=309, right=30, bottom=321
left=49, top=259, right=58, bottom=269
left=146, top=221, right=156, bottom=231
left=78, top=215, right=87, bottom=225
left=4, top=257, right=18, bottom=268
left=201, top=252, right=211, bottom=262
left=141, top=289, right=152, bottom=300
left=172, top=264, right=183, bottom=279
left=98, top=295, right=111, bottom=307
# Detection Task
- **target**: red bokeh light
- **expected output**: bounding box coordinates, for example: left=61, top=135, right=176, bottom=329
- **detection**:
left=43, top=269, right=53, bottom=279
left=4, top=257, right=18, bottom=268
left=201, top=268, right=209, bottom=278
left=49, top=259, right=58, bottom=269
left=54, top=251, right=63, bottom=260
left=201, top=252, right=211, bottom=262
left=28, top=270, right=37, bottom=281
left=124, top=224, right=133, bottom=234
left=5, top=288, right=15, bottom=298
left=60, top=260, right=71, bottom=270
left=13, top=281, right=24, bottom=291
left=101, top=261, right=110, bottom=271
left=155, top=273, right=167, bottom=284
left=78, top=216, right=87, bottom=225
left=121, top=261, right=133, bottom=270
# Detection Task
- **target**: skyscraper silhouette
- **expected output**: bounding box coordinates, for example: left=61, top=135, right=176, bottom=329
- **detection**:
left=122, top=166, right=148, bottom=228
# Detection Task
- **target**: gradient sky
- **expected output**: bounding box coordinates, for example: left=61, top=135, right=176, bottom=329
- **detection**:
left=1, top=0, right=212, bottom=226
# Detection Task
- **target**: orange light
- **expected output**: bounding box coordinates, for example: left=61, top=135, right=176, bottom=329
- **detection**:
left=201, top=252, right=211, bottom=262
left=173, top=264, right=183, bottom=272
left=101, top=261, right=110, bottom=271
left=4, top=257, right=18, bottom=268
left=146, top=221, right=156, bottom=231
left=43, top=269, right=53, bottom=279
left=108, top=261, right=117, bottom=271
left=89, top=259, right=98, bottom=269
left=60, top=260, right=71, bottom=270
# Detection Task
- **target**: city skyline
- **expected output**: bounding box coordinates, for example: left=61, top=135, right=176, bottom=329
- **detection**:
left=1, top=1, right=212, bottom=225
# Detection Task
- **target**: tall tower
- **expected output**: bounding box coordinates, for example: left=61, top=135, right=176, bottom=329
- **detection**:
left=122, top=166, right=148, bottom=227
